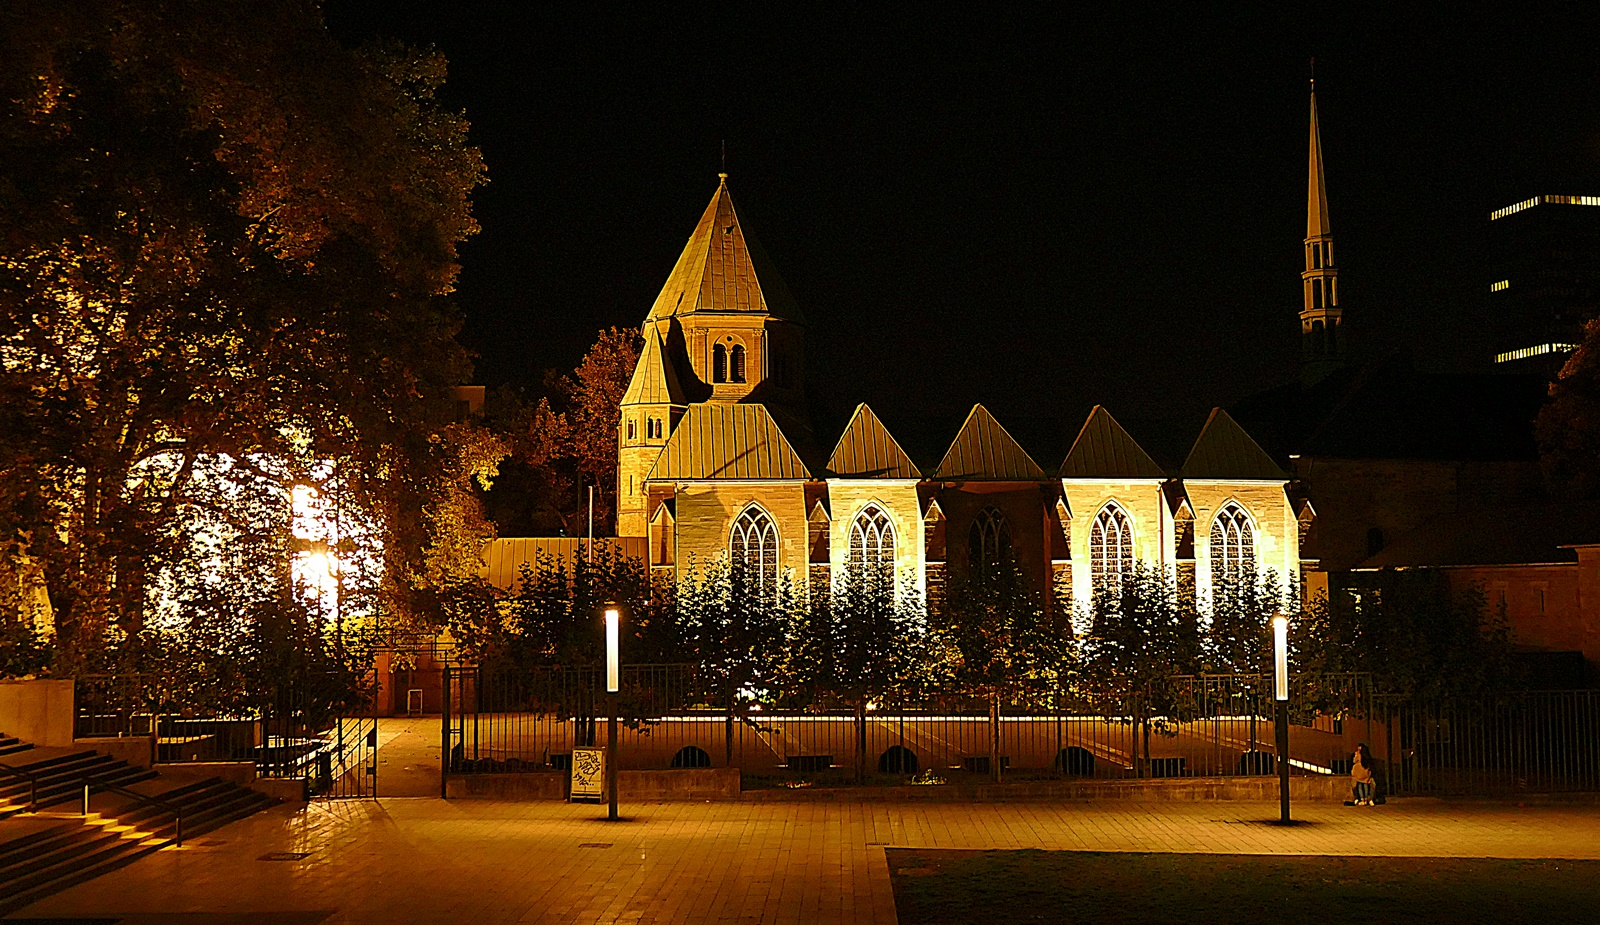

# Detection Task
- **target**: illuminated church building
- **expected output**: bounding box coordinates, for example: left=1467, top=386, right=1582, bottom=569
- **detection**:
left=614, top=90, right=1345, bottom=608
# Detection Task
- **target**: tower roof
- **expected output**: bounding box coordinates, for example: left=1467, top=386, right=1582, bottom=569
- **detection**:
left=825, top=404, right=921, bottom=479
left=644, top=175, right=804, bottom=327
left=648, top=403, right=810, bottom=481
left=621, top=326, right=687, bottom=407
left=1180, top=407, right=1288, bottom=481
left=1308, top=81, right=1331, bottom=240
left=932, top=405, right=1046, bottom=480
left=1059, top=405, right=1166, bottom=479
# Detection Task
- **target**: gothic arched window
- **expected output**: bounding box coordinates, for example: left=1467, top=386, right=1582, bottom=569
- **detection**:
left=1090, top=503, right=1134, bottom=588
left=730, top=505, right=779, bottom=594
left=730, top=344, right=747, bottom=383
left=712, top=343, right=728, bottom=383
left=849, top=504, right=895, bottom=577
left=968, top=506, right=1010, bottom=580
left=1210, top=503, right=1255, bottom=584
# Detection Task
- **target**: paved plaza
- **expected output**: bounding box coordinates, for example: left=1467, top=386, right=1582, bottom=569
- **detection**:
left=11, top=795, right=1600, bottom=924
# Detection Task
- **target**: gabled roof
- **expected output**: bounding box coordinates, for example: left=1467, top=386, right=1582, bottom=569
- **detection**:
left=621, top=326, right=687, bottom=407
left=1180, top=408, right=1288, bottom=481
left=648, top=403, right=810, bottom=481
left=644, top=176, right=803, bottom=327
left=932, top=405, right=1046, bottom=480
left=825, top=404, right=921, bottom=479
left=1059, top=405, right=1166, bottom=479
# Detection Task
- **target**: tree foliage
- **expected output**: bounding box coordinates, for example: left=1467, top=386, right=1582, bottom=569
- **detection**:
left=1204, top=565, right=1294, bottom=674
left=0, top=0, right=487, bottom=673
left=1537, top=316, right=1600, bottom=499
left=935, top=557, right=1074, bottom=704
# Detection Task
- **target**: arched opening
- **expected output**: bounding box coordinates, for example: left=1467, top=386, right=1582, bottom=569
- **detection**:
left=1210, top=503, right=1256, bottom=584
left=849, top=504, right=896, bottom=578
left=1090, top=503, right=1134, bottom=589
left=1313, top=279, right=1323, bottom=310
left=967, top=506, right=1010, bottom=580
left=712, top=343, right=728, bottom=383
left=730, top=506, right=780, bottom=594
left=1057, top=746, right=1095, bottom=776
left=879, top=745, right=919, bottom=774
left=730, top=343, right=746, bottom=383
left=671, top=745, right=712, bottom=768
left=627, top=419, right=636, bottom=440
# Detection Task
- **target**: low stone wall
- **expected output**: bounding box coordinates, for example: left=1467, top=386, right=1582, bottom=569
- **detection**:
left=152, top=761, right=256, bottom=788
left=76, top=736, right=155, bottom=768
left=447, top=767, right=741, bottom=802
left=0, top=679, right=74, bottom=747
left=742, top=775, right=1350, bottom=803
left=250, top=777, right=307, bottom=803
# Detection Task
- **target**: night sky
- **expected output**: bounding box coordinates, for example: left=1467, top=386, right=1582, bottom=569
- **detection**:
left=325, top=3, right=1600, bottom=464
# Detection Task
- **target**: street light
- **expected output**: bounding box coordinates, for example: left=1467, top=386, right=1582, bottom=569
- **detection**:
left=1273, top=614, right=1291, bottom=824
left=604, top=604, right=620, bottom=821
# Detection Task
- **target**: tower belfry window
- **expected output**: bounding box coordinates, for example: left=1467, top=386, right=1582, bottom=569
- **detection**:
left=730, top=344, right=746, bottom=383
left=712, top=344, right=728, bottom=383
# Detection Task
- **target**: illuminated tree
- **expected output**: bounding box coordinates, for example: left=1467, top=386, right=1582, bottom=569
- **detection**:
left=0, top=0, right=487, bottom=672
left=1537, top=317, right=1600, bottom=499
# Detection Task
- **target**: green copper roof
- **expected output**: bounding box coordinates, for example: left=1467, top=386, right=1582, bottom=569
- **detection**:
left=648, top=403, right=810, bottom=481
left=1180, top=407, right=1288, bottom=481
left=932, top=405, right=1046, bottom=480
left=826, top=404, right=921, bottom=479
left=1059, top=405, right=1166, bottom=479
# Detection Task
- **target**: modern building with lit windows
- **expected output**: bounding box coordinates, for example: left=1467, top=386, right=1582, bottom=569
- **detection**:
left=1486, top=193, right=1600, bottom=372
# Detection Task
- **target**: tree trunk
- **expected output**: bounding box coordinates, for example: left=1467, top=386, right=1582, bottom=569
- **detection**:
left=725, top=684, right=735, bottom=767
left=989, top=694, right=1002, bottom=783
left=855, top=699, right=868, bottom=782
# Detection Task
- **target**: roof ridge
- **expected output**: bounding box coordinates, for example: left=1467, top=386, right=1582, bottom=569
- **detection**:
left=1059, top=405, right=1165, bottom=479
left=1180, top=407, right=1287, bottom=481
left=826, top=403, right=921, bottom=479
left=932, top=404, right=1046, bottom=480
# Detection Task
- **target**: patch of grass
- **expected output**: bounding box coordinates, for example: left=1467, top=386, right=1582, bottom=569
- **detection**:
left=886, top=849, right=1600, bottom=924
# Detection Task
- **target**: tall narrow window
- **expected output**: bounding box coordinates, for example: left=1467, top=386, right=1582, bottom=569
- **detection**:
left=627, top=419, right=636, bottom=440
left=712, top=344, right=728, bottom=383
left=1209, top=503, right=1255, bottom=584
left=1090, top=503, right=1134, bottom=588
left=730, top=344, right=747, bottom=383
left=967, top=506, right=1010, bottom=580
left=849, top=505, right=895, bottom=577
left=730, top=506, right=779, bottom=595
left=646, top=417, right=662, bottom=440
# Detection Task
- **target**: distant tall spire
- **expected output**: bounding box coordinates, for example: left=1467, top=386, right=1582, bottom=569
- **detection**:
left=1300, top=63, right=1343, bottom=368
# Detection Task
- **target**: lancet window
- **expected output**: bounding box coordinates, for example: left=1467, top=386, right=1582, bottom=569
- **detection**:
left=730, top=506, right=779, bottom=594
left=730, top=344, right=747, bottom=383
left=1090, top=503, right=1134, bottom=588
left=849, top=504, right=895, bottom=578
left=712, top=344, right=728, bottom=383
left=968, top=506, right=1011, bottom=580
left=1209, top=503, right=1255, bottom=584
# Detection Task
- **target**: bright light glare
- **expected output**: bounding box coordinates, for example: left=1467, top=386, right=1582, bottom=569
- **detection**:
left=605, top=607, right=620, bottom=693
left=1273, top=615, right=1289, bottom=701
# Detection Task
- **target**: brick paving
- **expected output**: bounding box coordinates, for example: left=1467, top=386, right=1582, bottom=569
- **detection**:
left=12, top=797, right=1600, bottom=924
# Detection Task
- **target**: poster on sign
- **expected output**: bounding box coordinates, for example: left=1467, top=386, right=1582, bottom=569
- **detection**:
left=570, top=747, right=605, bottom=802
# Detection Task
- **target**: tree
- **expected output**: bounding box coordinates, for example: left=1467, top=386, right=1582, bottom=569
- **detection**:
left=1537, top=317, right=1600, bottom=498
left=1295, top=570, right=1509, bottom=700
left=1204, top=564, right=1295, bottom=756
left=0, top=1, right=487, bottom=672
left=484, top=328, right=640, bottom=537
left=1079, top=563, right=1201, bottom=775
left=674, top=558, right=794, bottom=765
left=935, top=556, right=1074, bottom=781
left=786, top=564, right=937, bottom=780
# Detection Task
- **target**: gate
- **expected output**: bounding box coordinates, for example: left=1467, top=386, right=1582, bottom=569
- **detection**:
left=259, top=667, right=380, bottom=800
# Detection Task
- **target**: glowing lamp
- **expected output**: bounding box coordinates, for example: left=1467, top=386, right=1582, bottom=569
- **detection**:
left=604, top=606, right=620, bottom=694
left=1272, top=615, right=1289, bottom=701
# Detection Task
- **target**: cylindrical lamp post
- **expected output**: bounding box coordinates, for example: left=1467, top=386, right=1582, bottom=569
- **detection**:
left=605, top=604, right=620, bottom=822
left=1273, top=614, right=1291, bottom=824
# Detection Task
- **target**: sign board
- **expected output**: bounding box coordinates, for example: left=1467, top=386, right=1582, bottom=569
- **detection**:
left=570, top=747, right=606, bottom=802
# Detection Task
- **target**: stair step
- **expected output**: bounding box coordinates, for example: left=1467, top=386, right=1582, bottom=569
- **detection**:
left=0, top=830, right=157, bottom=902
left=0, top=821, right=81, bottom=861
left=0, top=835, right=165, bottom=914
left=0, top=829, right=128, bottom=883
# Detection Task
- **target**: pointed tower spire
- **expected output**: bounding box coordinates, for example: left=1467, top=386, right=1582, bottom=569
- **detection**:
left=1301, top=66, right=1343, bottom=369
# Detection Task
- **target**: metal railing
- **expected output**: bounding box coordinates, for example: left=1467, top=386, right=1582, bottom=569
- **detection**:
left=81, top=774, right=185, bottom=847
left=0, top=763, right=40, bottom=812
left=1385, top=689, right=1600, bottom=796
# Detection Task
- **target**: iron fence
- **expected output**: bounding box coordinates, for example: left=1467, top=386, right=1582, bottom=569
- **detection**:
left=444, top=666, right=1397, bottom=786
left=1386, top=689, right=1600, bottom=796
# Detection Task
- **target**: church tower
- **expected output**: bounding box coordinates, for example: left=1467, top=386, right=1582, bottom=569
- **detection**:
left=1301, top=74, right=1343, bottom=368
left=617, top=173, right=807, bottom=538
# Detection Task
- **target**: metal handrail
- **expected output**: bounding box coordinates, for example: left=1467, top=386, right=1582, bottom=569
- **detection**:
left=0, top=763, right=40, bottom=812
left=80, top=771, right=185, bottom=847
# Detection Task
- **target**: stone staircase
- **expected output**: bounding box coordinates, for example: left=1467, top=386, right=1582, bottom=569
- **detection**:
left=0, top=748, right=156, bottom=817
left=0, top=736, right=280, bottom=916
left=0, top=735, right=33, bottom=758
